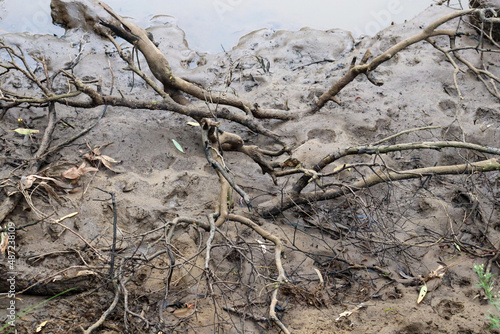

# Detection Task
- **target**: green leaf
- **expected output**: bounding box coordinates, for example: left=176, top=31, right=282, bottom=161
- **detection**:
left=172, top=139, right=185, bottom=153
left=417, top=283, right=427, bottom=304
left=12, top=128, right=39, bottom=135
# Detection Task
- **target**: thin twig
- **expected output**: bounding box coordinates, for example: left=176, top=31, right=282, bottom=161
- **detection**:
left=227, top=214, right=290, bottom=334
left=97, top=188, right=118, bottom=278
left=82, top=281, right=120, bottom=334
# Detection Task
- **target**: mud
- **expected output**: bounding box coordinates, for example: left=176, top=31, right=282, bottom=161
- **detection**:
left=1, top=2, right=500, bottom=334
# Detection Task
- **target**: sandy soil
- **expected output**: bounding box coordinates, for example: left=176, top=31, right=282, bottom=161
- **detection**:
left=1, top=3, right=500, bottom=334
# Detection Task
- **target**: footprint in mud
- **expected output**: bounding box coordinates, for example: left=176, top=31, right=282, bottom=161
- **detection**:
left=436, top=299, right=464, bottom=320
left=350, top=118, right=390, bottom=141
left=399, top=321, right=440, bottom=334
left=399, top=322, right=425, bottom=334
left=438, top=99, right=457, bottom=117
left=307, top=128, right=336, bottom=144
left=474, top=107, right=500, bottom=132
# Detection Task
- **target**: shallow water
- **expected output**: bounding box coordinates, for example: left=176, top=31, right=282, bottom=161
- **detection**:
left=0, top=0, right=467, bottom=52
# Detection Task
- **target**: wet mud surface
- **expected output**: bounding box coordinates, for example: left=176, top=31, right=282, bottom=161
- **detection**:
left=1, top=3, right=500, bottom=333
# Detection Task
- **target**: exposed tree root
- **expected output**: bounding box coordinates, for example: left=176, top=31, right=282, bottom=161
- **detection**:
left=264, top=158, right=500, bottom=217
left=82, top=280, right=120, bottom=334
left=227, top=214, right=289, bottom=334
left=291, top=140, right=500, bottom=195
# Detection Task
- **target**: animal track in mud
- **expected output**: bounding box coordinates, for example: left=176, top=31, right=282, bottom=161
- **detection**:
left=399, top=322, right=426, bottom=334
left=399, top=321, right=442, bottom=334
left=474, top=107, right=500, bottom=133
left=438, top=99, right=458, bottom=117
left=436, top=299, right=464, bottom=320
left=351, top=117, right=391, bottom=140
left=307, top=128, right=336, bottom=143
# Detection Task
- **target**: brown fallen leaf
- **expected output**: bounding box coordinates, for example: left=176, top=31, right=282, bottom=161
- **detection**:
left=62, top=166, right=82, bottom=180
left=21, top=174, right=74, bottom=191
left=62, top=162, right=98, bottom=181
left=83, top=152, right=121, bottom=173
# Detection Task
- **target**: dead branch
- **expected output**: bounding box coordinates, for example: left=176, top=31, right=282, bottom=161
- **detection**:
left=0, top=43, right=95, bottom=224
left=34, top=102, right=57, bottom=160
left=82, top=280, right=120, bottom=334
left=14, top=265, right=105, bottom=295
left=215, top=176, right=231, bottom=228
left=310, top=9, right=474, bottom=113
left=98, top=2, right=292, bottom=121
left=2, top=3, right=500, bottom=333
left=227, top=214, right=289, bottom=334
left=96, top=188, right=118, bottom=278
left=291, top=140, right=500, bottom=195
left=223, top=306, right=270, bottom=323
left=264, top=158, right=500, bottom=217
left=51, top=220, right=107, bottom=262
left=121, top=278, right=150, bottom=330
left=36, top=96, right=109, bottom=161
left=201, top=118, right=252, bottom=207
left=65, top=72, right=285, bottom=144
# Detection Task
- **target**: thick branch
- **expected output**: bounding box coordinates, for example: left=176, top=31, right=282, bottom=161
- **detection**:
left=311, top=9, right=474, bottom=113
left=49, top=76, right=284, bottom=144
left=292, top=141, right=500, bottom=194
left=98, top=2, right=292, bottom=120
left=200, top=119, right=252, bottom=208
left=264, top=158, right=500, bottom=217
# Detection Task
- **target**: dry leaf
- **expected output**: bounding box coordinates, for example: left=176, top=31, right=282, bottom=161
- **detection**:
left=69, top=186, right=82, bottom=194
left=417, top=283, right=427, bottom=304
left=95, top=156, right=118, bottom=172
left=62, top=166, right=82, bottom=180
left=11, top=128, right=39, bottom=135
left=90, top=146, right=102, bottom=155
left=62, top=162, right=98, bottom=181
left=172, top=139, right=185, bottom=153
left=428, top=265, right=446, bottom=279
left=0, top=231, right=8, bottom=255
left=100, top=155, right=119, bottom=163
left=76, top=270, right=97, bottom=277
left=39, top=182, right=61, bottom=203
left=80, top=164, right=99, bottom=174
left=36, top=320, right=48, bottom=332
left=83, top=152, right=121, bottom=172
left=21, top=174, right=74, bottom=191
left=47, top=178, right=75, bottom=190
left=173, top=303, right=195, bottom=318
